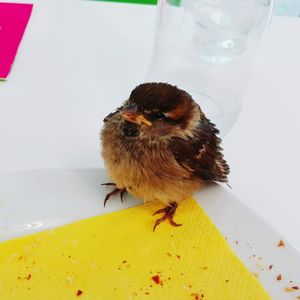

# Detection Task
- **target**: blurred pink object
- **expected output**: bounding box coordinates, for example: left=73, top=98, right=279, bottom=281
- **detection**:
left=0, top=2, right=33, bottom=79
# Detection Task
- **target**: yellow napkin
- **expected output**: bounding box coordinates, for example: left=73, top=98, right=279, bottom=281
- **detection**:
left=0, top=198, right=270, bottom=300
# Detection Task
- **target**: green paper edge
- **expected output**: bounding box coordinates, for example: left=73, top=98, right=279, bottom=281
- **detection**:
left=93, top=0, right=157, bottom=5
left=92, top=0, right=182, bottom=6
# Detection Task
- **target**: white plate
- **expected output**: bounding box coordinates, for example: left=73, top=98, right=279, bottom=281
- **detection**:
left=0, top=169, right=300, bottom=299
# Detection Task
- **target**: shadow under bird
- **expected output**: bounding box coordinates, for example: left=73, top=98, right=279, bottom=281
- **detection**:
left=101, top=82, right=229, bottom=231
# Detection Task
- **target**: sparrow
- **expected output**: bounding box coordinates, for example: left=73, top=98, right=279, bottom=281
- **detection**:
left=101, top=82, right=229, bottom=231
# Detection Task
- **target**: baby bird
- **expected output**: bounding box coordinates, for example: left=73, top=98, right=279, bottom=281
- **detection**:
left=101, top=83, right=229, bottom=231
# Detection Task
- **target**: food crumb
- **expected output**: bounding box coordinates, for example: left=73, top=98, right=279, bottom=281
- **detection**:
left=122, top=260, right=127, bottom=264
left=277, top=274, right=282, bottom=281
left=145, top=292, right=150, bottom=295
left=166, top=253, right=172, bottom=257
left=76, top=290, right=83, bottom=296
left=292, top=286, right=299, bottom=290
left=278, top=240, right=285, bottom=247
left=268, top=265, right=273, bottom=270
left=225, top=279, right=229, bottom=283
left=191, top=293, right=200, bottom=300
left=202, top=266, right=208, bottom=270
left=26, top=274, right=31, bottom=280
left=151, top=275, right=160, bottom=285
left=176, top=255, right=181, bottom=259
left=235, top=240, right=239, bottom=245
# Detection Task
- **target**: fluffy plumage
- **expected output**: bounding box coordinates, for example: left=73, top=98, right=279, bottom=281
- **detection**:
left=101, top=83, right=229, bottom=229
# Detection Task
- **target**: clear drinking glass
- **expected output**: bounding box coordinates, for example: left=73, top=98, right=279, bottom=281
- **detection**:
left=146, top=0, right=275, bottom=136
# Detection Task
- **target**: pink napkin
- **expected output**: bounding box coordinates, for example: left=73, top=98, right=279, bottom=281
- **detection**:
left=0, top=2, right=33, bottom=79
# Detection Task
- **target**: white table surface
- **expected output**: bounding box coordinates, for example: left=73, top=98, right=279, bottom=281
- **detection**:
left=1, top=1, right=300, bottom=251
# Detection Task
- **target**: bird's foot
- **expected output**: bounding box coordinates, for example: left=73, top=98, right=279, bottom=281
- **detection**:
left=101, top=183, right=127, bottom=207
left=153, top=202, right=182, bottom=232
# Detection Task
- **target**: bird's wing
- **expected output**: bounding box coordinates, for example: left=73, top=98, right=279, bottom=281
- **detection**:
left=169, top=118, right=230, bottom=183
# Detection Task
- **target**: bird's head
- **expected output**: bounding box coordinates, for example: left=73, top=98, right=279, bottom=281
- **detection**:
left=118, top=83, right=201, bottom=140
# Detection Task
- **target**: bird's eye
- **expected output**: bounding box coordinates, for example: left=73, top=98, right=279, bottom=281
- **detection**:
left=151, top=112, right=166, bottom=121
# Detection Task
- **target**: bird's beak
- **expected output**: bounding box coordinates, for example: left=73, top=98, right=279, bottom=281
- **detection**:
left=120, top=104, right=152, bottom=126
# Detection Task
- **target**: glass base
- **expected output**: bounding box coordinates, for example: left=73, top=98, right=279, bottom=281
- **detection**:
left=198, top=38, right=246, bottom=64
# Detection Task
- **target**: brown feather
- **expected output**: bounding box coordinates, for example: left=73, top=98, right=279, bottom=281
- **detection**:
left=170, top=117, right=229, bottom=183
left=101, top=82, right=229, bottom=206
